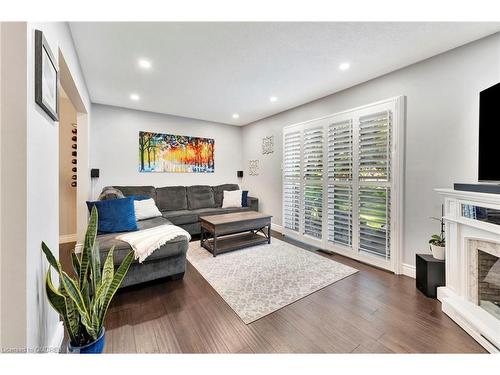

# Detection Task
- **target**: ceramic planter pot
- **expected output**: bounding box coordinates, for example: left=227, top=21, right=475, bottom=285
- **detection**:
left=68, top=328, right=105, bottom=354
left=430, top=244, right=445, bottom=260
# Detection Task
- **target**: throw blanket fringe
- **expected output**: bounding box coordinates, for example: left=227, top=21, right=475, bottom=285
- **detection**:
left=116, top=224, right=191, bottom=263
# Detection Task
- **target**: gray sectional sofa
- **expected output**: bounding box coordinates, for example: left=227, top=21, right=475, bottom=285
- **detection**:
left=97, top=184, right=258, bottom=287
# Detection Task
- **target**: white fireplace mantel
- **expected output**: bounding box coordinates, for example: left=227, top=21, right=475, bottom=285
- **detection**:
left=435, top=188, right=500, bottom=353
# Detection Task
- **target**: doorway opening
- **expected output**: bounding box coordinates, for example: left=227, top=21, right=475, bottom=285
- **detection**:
left=58, top=86, right=78, bottom=244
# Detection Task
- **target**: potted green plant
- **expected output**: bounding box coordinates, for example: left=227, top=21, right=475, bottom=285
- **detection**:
left=41, top=206, right=134, bottom=353
left=429, top=206, right=446, bottom=260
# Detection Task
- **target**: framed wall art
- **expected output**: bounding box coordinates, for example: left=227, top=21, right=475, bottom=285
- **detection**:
left=139, top=131, right=215, bottom=173
left=35, top=30, right=59, bottom=121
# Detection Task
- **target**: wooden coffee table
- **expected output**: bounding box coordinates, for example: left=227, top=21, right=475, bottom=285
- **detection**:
left=199, top=211, right=272, bottom=257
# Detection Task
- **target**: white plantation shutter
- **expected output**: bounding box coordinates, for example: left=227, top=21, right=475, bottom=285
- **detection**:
left=303, top=127, right=323, bottom=180
left=303, top=127, right=323, bottom=239
left=358, top=186, right=391, bottom=259
left=282, top=98, right=402, bottom=272
left=304, top=184, right=322, bottom=238
left=283, top=131, right=301, bottom=232
left=358, top=110, right=392, bottom=259
left=327, top=120, right=352, bottom=180
left=283, top=182, right=300, bottom=231
left=359, top=111, right=391, bottom=181
left=327, top=120, right=353, bottom=246
left=328, top=185, right=352, bottom=246
left=283, top=131, right=301, bottom=179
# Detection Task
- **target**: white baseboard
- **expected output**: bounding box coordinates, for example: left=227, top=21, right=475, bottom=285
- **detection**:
left=271, top=223, right=284, bottom=234
left=402, top=263, right=416, bottom=278
left=48, top=321, right=64, bottom=354
left=59, top=233, right=76, bottom=243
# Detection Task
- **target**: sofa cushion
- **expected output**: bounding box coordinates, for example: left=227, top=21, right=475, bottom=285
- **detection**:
left=156, top=186, right=187, bottom=211
left=98, top=186, right=125, bottom=201
left=162, top=210, right=199, bottom=225
left=113, top=186, right=156, bottom=201
left=86, top=197, right=138, bottom=234
left=212, top=184, right=240, bottom=207
left=134, top=198, right=162, bottom=221
left=97, top=217, right=187, bottom=265
left=186, top=185, right=215, bottom=209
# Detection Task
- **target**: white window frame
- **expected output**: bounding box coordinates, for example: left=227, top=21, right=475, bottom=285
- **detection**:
left=282, top=96, right=405, bottom=273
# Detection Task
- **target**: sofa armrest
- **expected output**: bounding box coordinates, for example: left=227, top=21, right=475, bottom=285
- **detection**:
left=247, top=196, right=259, bottom=211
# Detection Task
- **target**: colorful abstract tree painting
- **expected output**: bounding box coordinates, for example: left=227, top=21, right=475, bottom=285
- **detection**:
left=139, top=131, right=215, bottom=173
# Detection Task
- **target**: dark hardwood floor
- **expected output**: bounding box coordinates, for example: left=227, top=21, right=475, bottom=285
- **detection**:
left=59, top=232, right=486, bottom=353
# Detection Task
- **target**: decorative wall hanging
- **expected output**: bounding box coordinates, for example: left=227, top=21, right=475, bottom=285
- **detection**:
left=71, top=123, right=77, bottom=187
left=139, top=131, right=215, bottom=173
left=249, top=160, right=259, bottom=176
left=34, top=30, right=59, bottom=121
left=262, top=135, right=274, bottom=155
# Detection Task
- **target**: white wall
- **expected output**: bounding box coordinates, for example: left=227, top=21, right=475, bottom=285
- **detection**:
left=90, top=104, right=243, bottom=196
left=0, top=22, right=28, bottom=350
left=241, top=33, right=500, bottom=267
left=24, top=22, right=91, bottom=351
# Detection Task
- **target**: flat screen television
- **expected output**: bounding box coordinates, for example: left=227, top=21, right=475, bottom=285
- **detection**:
left=478, top=82, right=500, bottom=183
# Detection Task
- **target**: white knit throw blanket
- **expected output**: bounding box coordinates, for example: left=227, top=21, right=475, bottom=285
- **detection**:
left=116, top=224, right=191, bottom=263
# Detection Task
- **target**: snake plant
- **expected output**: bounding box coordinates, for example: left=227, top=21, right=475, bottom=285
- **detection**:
left=41, top=206, right=134, bottom=346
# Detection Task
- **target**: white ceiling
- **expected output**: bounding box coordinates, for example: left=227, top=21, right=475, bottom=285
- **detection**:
left=70, top=22, right=500, bottom=126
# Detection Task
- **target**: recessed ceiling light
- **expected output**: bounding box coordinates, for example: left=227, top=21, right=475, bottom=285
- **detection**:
left=269, top=96, right=278, bottom=102
left=138, top=59, right=152, bottom=69
left=232, top=113, right=239, bottom=119
left=339, top=62, right=350, bottom=71
left=130, top=93, right=140, bottom=101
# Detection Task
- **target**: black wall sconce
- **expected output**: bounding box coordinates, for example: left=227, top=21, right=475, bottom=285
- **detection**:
left=91, top=168, right=100, bottom=178
left=237, top=171, right=243, bottom=178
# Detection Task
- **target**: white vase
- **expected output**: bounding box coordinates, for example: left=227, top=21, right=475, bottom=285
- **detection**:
left=430, top=244, right=445, bottom=260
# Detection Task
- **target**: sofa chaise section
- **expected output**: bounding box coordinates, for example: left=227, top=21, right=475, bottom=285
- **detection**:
left=97, top=216, right=188, bottom=288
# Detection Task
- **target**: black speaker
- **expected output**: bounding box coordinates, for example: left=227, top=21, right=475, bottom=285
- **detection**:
left=237, top=170, right=243, bottom=178
left=91, top=168, right=100, bottom=178
left=416, top=254, right=445, bottom=298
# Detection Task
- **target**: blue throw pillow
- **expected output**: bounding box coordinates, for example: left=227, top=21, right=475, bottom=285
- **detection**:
left=133, top=195, right=151, bottom=201
left=86, top=197, right=138, bottom=234
left=242, top=190, right=249, bottom=207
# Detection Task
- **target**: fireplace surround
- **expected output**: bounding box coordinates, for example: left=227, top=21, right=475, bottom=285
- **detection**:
left=436, top=188, right=500, bottom=353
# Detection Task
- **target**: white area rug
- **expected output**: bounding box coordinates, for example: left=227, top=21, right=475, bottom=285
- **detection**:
left=187, top=238, right=358, bottom=324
